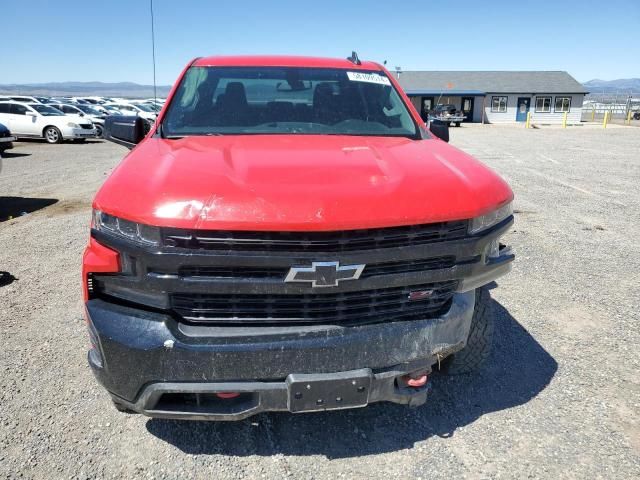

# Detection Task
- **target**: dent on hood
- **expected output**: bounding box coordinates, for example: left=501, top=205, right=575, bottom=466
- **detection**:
left=154, top=200, right=205, bottom=219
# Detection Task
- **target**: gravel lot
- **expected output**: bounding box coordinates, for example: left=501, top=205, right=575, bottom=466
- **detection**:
left=1, top=126, right=639, bottom=479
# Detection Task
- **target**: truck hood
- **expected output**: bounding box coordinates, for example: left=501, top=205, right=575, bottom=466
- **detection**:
left=94, top=135, right=513, bottom=231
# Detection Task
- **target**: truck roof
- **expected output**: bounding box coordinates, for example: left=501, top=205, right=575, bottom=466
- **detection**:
left=193, top=55, right=382, bottom=70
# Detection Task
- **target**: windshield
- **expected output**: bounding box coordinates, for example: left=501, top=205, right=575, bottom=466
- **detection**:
left=77, top=105, right=102, bottom=115
left=30, top=104, right=64, bottom=116
left=162, top=66, right=417, bottom=137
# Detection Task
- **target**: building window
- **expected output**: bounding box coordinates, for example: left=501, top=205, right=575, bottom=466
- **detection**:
left=535, top=96, right=552, bottom=113
left=555, top=96, right=571, bottom=113
left=491, top=96, right=507, bottom=112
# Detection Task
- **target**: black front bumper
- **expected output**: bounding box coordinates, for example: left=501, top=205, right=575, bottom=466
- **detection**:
left=87, top=290, right=476, bottom=420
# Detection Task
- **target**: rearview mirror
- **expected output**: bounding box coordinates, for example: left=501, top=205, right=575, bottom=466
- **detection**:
left=429, top=120, right=449, bottom=142
left=104, top=115, right=146, bottom=149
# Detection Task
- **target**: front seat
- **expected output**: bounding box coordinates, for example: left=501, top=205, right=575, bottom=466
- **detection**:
left=313, top=82, right=338, bottom=125
left=217, top=82, right=250, bottom=126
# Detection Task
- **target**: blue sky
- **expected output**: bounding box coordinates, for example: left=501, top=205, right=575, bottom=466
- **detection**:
left=3, top=0, right=638, bottom=85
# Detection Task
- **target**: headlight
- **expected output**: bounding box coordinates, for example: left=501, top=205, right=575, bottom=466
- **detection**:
left=92, top=210, right=160, bottom=246
left=67, top=122, right=79, bottom=128
left=469, top=202, right=513, bottom=234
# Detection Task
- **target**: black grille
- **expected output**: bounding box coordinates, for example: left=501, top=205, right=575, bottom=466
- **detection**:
left=79, top=124, right=93, bottom=129
left=170, top=281, right=458, bottom=326
left=172, top=256, right=456, bottom=280
left=161, top=221, right=468, bottom=253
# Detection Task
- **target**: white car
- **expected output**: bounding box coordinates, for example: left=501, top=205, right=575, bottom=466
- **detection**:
left=105, top=102, right=157, bottom=122
left=8, top=95, right=46, bottom=104
left=49, top=103, right=107, bottom=138
left=0, top=101, right=97, bottom=144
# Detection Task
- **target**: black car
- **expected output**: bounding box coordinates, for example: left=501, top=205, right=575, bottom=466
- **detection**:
left=0, top=122, right=16, bottom=153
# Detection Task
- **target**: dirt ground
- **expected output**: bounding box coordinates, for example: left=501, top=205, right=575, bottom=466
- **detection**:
left=1, top=125, right=639, bottom=479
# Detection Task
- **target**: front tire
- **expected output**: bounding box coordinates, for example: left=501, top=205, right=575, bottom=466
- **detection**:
left=439, top=287, right=494, bottom=374
left=95, top=124, right=104, bottom=138
left=44, top=126, right=62, bottom=144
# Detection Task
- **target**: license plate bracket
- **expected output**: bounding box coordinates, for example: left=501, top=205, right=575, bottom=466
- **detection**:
left=286, top=369, right=372, bottom=413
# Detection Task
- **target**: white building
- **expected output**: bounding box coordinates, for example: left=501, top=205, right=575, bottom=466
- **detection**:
left=397, top=71, right=588, bottom=124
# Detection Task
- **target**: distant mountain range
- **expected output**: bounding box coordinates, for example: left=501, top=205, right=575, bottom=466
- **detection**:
left=0, top=81, right=172, bottom=98
left=583, top=78, right=640, bottom=93
left=1, top=77, right=639, bottom=98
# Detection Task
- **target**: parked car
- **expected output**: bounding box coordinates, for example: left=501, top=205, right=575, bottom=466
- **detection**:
left=0, top=122, right=16, bottom=153
left=85, top=54, right=514, bottom=420
left=72, top=97, right=103, bottom=105
left=104, top=102, right=157, bottom=123
left=0, top=101, right=96, bottom=144
left=429, top=104, right=465, bottom=127
left=102, top=105, right=122, bottom=115
left=49, top=103, right=106, bottom=138
left=8, top=95, right=44, bottom=104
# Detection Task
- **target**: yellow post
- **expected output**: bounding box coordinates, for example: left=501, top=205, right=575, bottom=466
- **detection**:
left=562, top=112, right=567, bottom=128
left=603, top=111, right=609, bottom=128
left=525, top=111, right=531, bottom=129
left=627, top=110, right=632, bottom=125
left=591, top=108, right=595, bottom=122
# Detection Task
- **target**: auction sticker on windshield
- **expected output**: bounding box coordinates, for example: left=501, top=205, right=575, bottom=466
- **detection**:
left=346, top=72, right=391, bottom=86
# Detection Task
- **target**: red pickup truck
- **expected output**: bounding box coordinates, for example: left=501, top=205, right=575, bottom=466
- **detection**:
left=83, top=54, right=514, bottom=420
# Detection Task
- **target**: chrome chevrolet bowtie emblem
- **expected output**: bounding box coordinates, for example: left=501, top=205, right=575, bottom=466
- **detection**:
left=285, top=261, right=366, bottom=288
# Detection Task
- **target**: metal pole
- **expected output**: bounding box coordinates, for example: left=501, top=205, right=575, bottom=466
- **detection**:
left=150, top=0, right=158, bottom=108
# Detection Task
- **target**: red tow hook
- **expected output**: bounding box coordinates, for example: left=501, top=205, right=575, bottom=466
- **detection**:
left=401, top=373, right=428, bottom=388
left=216, top=392, right=240, bottom=399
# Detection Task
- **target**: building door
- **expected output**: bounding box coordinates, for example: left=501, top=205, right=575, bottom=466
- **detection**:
left=420, top=96, right=435, bottom=122
left=461, top=97, right=474, bottom=122
left=516, top=97, right=530, bottom=122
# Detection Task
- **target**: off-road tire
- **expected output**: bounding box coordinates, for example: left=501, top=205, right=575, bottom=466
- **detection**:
left=44, top=126, right=62, bottom=144
left=439, top=287, right=494, bottom=375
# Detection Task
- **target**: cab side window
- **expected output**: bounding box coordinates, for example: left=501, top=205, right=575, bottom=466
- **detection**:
left=10, top=104, right=29, bottom=115
left=0, top=103, right=10, bottom=113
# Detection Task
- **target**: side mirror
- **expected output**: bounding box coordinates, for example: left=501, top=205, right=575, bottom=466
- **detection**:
left=104, top=115, right=146, bottom=149
left=26, top=111, right=37, bottom=117
left=429, top=120, right=449, bottom=142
